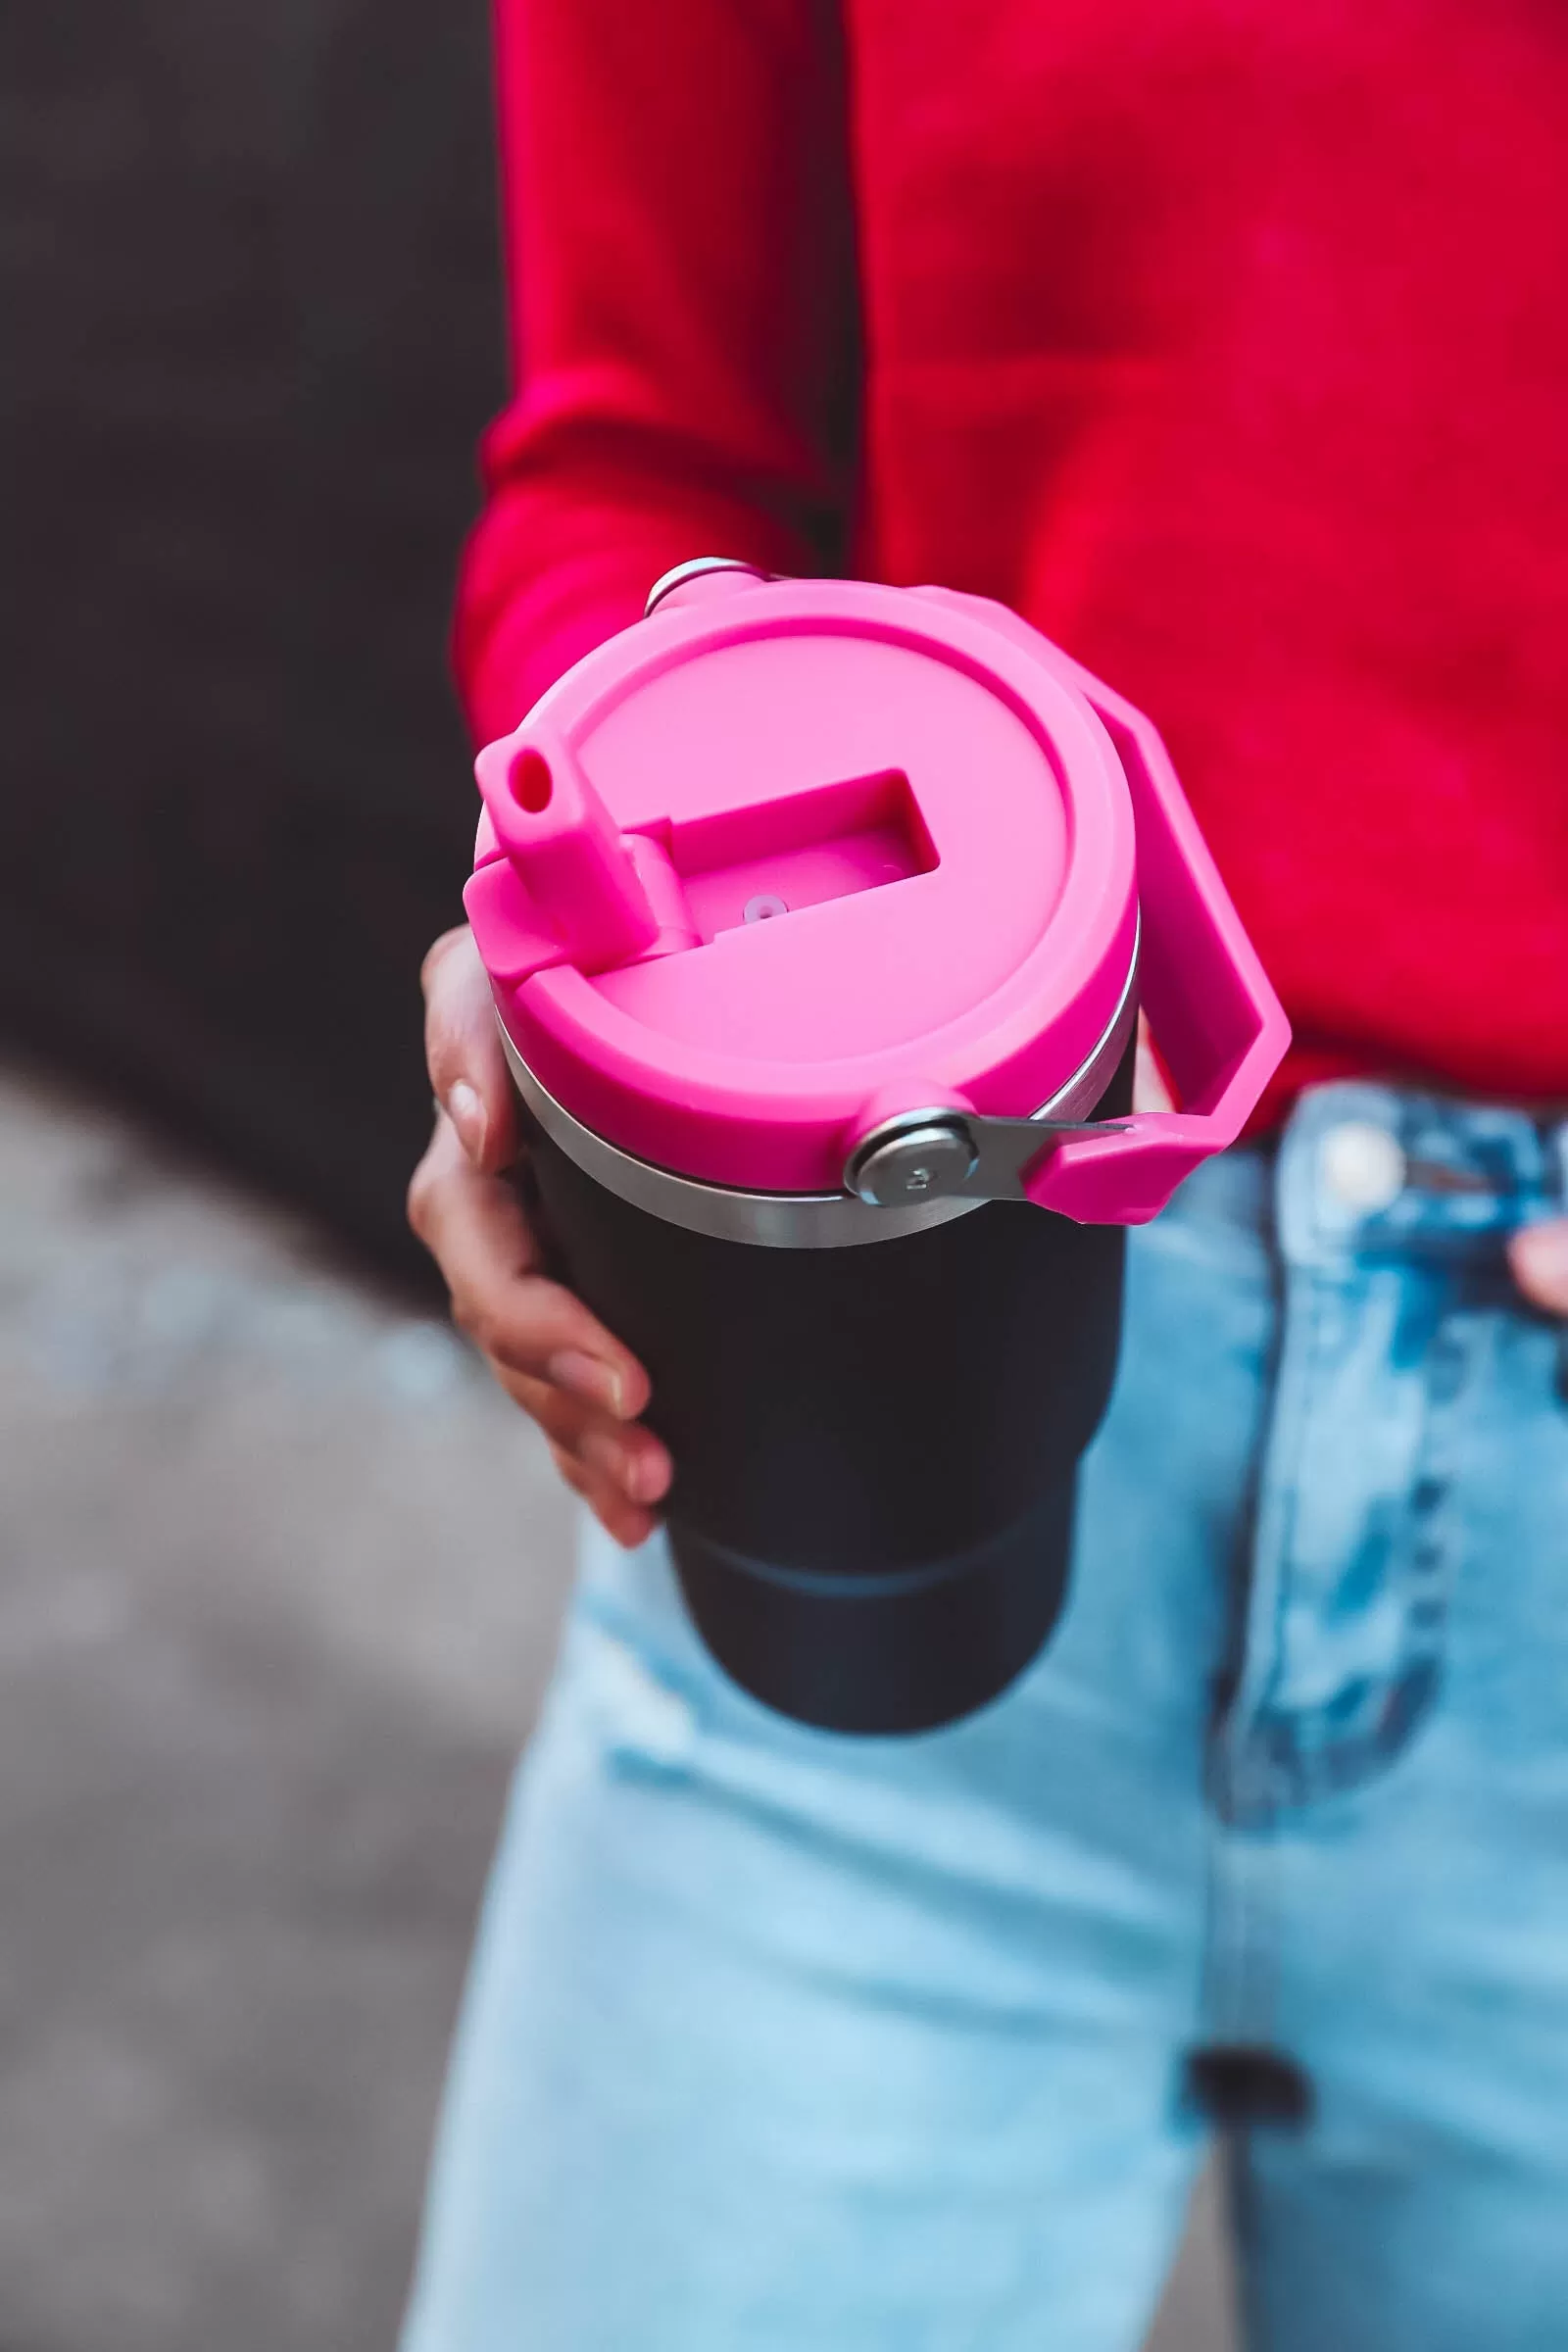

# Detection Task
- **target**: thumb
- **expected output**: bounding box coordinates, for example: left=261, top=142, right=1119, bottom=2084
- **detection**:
left=422, top=925, right=518, bottom=1175
left=1507, top=1219, right=1568, bottom=1317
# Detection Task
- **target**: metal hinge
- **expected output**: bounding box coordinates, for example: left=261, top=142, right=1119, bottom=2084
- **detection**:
left=844, top=1106, right=1129, bottom=1208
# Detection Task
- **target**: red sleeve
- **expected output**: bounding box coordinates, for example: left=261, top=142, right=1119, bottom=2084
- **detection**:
left=454, top=0, right=858, bottom=746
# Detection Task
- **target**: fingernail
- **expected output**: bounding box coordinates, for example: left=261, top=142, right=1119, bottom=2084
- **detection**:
left=547, top=1349, right=626, bottom=1416
left=581, top=1428, right=633, bottom=1487
left=580, top=1430, right=663, bottom=1506
left=623, top=1447, right=669, bottom=1506
left=445, top=1080, right=487, bottom=1162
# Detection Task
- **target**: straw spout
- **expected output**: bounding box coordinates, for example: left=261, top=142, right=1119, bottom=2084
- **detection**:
left=473, top=723, right=661, bottom=973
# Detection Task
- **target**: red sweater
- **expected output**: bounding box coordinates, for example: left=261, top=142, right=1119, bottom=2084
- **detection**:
left=456, top=0, right=1568, bottom=1111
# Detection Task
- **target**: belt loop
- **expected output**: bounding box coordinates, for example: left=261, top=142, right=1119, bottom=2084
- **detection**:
left=1540, top=1119, right=1568, bottom=1404
left=1273, top=1081, right=1406, bottom=1270
left=1551, top=1118, right=1568, bottom=1218
left=1552, top=1121, right=1568, bottom=1405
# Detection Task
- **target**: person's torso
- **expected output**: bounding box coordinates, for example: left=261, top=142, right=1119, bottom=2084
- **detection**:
left=846, top=0, right=1568, bottom=1103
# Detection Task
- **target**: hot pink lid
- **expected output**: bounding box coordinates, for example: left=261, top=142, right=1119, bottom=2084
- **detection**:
left=465, top=573, right=1141, bottom=1195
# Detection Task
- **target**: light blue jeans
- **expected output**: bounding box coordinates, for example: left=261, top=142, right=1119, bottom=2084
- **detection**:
left=403, top=1084, right=1568, bottom=2351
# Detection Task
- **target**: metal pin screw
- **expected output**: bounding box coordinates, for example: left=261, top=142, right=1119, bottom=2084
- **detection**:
left=847, top=1119, right=978, bottom=1206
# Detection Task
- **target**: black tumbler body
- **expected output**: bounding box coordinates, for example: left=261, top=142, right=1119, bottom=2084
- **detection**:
left=521, top=1039, right=1134, bottom=1734
left=468, top=571, right=1288, bottom=1729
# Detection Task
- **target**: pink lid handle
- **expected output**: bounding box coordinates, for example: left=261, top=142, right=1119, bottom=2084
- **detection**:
left=899, top=590, right=1289, bottom=1223
left=1024, top=661, right=1290, bottom=1224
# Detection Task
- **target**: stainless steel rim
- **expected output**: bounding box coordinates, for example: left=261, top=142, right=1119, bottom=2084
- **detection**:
left=498, top=939, right=1139, bottom=1248
left=643, top=557, right=772, bottom=616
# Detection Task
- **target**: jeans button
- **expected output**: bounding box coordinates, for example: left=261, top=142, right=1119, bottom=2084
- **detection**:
left=1319, top=1119, right=1406, bottom=1212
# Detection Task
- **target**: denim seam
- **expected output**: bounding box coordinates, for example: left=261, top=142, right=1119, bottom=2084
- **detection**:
left=1212, top=1254, right=1328, bottom=1832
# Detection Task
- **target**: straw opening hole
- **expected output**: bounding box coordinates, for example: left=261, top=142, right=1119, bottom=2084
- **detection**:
left=510, top=749, right=554, bottom=813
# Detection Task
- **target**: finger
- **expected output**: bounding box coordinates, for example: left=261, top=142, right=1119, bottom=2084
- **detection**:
left=408, top=1107, right=541, bottom=1270
left=1507, top=1220, right=1568, bottom=1317
left=408, top=1114, right=652, bottom=1416
left=1133, top=1011, right=1177, bottom=1114
left=549, top=1442, right=661, bottom=1550
left=500, top=1369, right=673, bottom=1507
left=422, top=925, right=517, bottom=1174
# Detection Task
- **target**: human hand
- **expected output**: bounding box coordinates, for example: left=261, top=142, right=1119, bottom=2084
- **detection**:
left=1133, top=1012, right=1176, bottom=1115
left=1508, top=1219, right=1568, bottom=1321
left=407, top=926, right=672, bottom=1546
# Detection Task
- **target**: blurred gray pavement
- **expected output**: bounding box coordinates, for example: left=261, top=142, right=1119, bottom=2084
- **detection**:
left=0, top=1063, right=1234, bottom=2350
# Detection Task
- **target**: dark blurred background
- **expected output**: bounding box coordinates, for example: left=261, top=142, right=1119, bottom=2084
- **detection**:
left=3, top=0, right=504, bottom=1280
left=0, top=6, right=1230, bottom=2344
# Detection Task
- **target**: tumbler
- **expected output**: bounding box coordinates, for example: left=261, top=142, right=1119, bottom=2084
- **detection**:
left=464, top=564, right=1289, bottom=1733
